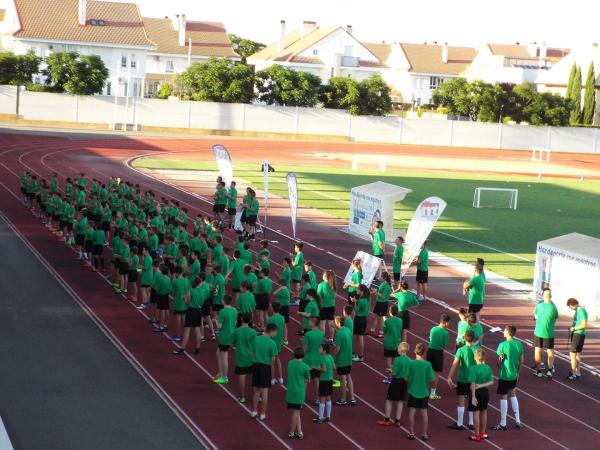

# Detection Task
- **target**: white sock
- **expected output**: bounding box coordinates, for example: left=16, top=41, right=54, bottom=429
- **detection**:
left=457, top=406, right=465, bottom=426
left=319, top=403, right=325, bottom=419
left=500, top=399, right=508, bottom=426
left=468, top=411, right=474, bottom=426
left=78, top=251, right=82, bottom=258
left=510, top=396, right=520, bottom=423
left=431, top=388, right=437, bottom=395
left=326, top=400, right=332, bottom=418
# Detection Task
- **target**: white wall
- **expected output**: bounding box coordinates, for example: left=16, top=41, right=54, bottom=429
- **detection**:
left=1, top=85, right=599, bottom=154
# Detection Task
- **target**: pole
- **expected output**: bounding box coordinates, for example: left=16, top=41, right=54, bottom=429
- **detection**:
left=15, top=85, right=20, bottom=117
left=188, top=38, right=192, bottom=68
left=263, top=159, right=269, bottom=240
left=112, top=62, right=120, bottom=130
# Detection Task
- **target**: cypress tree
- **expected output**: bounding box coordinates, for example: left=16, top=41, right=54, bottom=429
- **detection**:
left=569, top=66, right=582, bottom=125
left=565, top=62, right=577, bottom=99
left=583, top=62, right=595, bottom=125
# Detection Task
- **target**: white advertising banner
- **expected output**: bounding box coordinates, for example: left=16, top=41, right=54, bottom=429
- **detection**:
left=212, top=144, right=233, bottom=185
left=343, top=250, right=384, bottom=288
left=286, top=172, right=298, bottom=239
left=263, top=159, right=269, bottom=227
left=533, top=243, right=599, bottom=319
left=401, top=197, right=447, bottom=276
left=349, top=189, right=384, bottom=237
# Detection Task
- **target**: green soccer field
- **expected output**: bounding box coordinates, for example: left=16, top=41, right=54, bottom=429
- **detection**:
left=132, top=158, right=600, bottom=284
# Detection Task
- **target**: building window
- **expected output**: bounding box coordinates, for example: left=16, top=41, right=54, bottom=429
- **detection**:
left=429, top=76, right=444, bottom=90
left=166, top=61, right=174, bottom=73
left=130, top=54, right=136, bottom=69
left=121, top=55, right=127, bottom=68
left=312, top=49, right=318, bottom=55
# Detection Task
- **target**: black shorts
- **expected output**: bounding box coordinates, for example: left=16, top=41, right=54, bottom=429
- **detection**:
left=246, top=216, right=257, bottom=226
left=255, top=294, right=270, bottom=311
left=386, top=378, right=408, bottom=402
left=456, top=381, right=470, bottom=396
left=426, top=348, right=444, bottom=373
left=157, top=233, right=164, bottom=245
left=212, top=303, right=224, bottom=312
left=393, top=272, right=401, bottom=282
left=468, top=303, right=483, bottom=314
left=534, top=336, right=554, bottom=349
left=157, top=294, right=170, bottom=311
left=384, top=348, right=398, bottom=358
left=102, top=221, right=111, bottom=232
left=213, top=204, right=225, bottom=213
left=337, top=365, right=351, bottom=375
left=150, top=290, right=158, bottom=304
left=416, top=270, right=428, bottom=284
left=173, top=309, right=187, bottom=316
left=66, top=222, right=73, bottom=232
left=318, top=380, right=333, bottom=397
left=252, top=364, right=272, bottom=388
left=218, top=344, right=230, bottom=352
left=200, top=301, right=211, bottom=317
left=84, top=240, right=93, bottom=253
left=287, top=403, right=303, bottom=410
left=319, top=306, right=335, bottom=321
left=129, top=240, right=138, bottom=251
left=570, top=333, right=585, bottom=353
left=149, top=250, right=157, bottom=260
left=119, top=262, right=129, bottom=275
left=401, top=310, right=411, bottom=330
left=235, top=365, right=253, bottom=375
left=199, top=258, right=207, bottom=271
left=407, top=395, right=428, bottom=409
left=468, top=387, right=489, bottom=412
left=92, top=244, right=104, bottom=256
left=310, top=369, right=320, bottom=379
left=184, top=308, right=202, bottom=327
left=228, top=208, right=237, bottom=216
left=128, top=270, right=138, bottom=282
left=298, top=298, right=308, bottom=312
left=75, top=234, right=86, bottom=246
left=374, top=301, right=389, bottom=317
left=354, top=316, right=367, bottom=335
left=59, top=220, right=67, bottom=229
left=497, top=379, right=517, bottom=395
left=279, top=305, right=290, bottom=323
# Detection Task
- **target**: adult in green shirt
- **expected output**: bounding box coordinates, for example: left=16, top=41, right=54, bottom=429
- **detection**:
left=344, top=259, right=363, bottom=302
left=467, top=348, right=494, bottom=442
left=447, top=330, right=476, bottom=430
left=370, top=220, right=385, bottom=257
left=332, top=316, right=355, bottom=406
left=426, top=314, right=450, bottom=400
left=352, top=285, right=370, bottom=363
left=231, top=313, right=257, bottom=403
left=173, top=277, right=205, bottom=356
left=372, top=272, right=392, bottom=337
left=533, top=288, right=558, bottom=379
left=303, top=317, right=325, bottom=402
left=406, top=343, right=435, bottom=441
left=378, top=341, right=411, bottom=426
left=317, top=270, right=337, bottom=340
left=464, top=265, right=485, bottom=320
left=567, top=298, right=588, bottom=381
left=382, top=305, right=403, bottom=376
left=250, top=324, right=278, bottom=421
left=286, top=347, right=311, bottom=440
left=226, top=181, right=238, bottom=230
left=492, top=325, right=523, bottom=431
left=267, top=303, right=286, bottom=385
left=415, top=242, right=429, bottom=300
left=392, top=236, right=405, bottom=285
left=215, top=297, right=238, bottom=384
left=227, top=251, right=246, bottom=297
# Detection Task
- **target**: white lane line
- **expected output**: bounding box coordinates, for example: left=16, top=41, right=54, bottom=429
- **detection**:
left=0, top=417, right=14, bottom=450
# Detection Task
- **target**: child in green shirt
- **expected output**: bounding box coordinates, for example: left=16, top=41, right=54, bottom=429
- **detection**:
left=313, top=343, right=335, bottom=424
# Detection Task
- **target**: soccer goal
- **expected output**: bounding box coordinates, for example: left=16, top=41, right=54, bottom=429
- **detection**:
left=473, top=187, right=518, bottom=210
left=531, top=146, right=551, bottom=162
left=351, top=154, right=387, bottom=172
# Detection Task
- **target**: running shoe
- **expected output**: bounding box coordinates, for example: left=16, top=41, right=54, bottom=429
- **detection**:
left=314, top=399, right=320, bottom=406
left=469, top=435, right=481, bottom=442
left=250, top=411, right=258, bottom=418
left=238, top=396, right=246, bottom=404
left=382, top=377, right=392, bottom=384
left=429, top=393, right=442, bottom=400
left=378, top=419, right=392, bottom=427
left=568, top=374, right=582, bottom=381
left=171, top=336, right=182, bottom=342
left=515, top=422, right=524, bottom=429
left=193, top=347, right=200, bottom=355
left=312, top=417, right=325, bottom=424
left=421, top=435, right=429, bottom=441
left=468, top=424, right=475, bottom=431
left=349, top=398, right=357, bottom=406
left=258, top=414, right=266, bottom=421
left=333, top=379, right=341, bottom=388
left=448, top=423, right=464, bottom=430
left=352, top=355, right=364, bottom=362
left=278, top=378, right=284, bottom=385
left=214, top=377, right=229, bottom=385
left=334, top=399, right=348, bottom=406
left=491, top=424, right=507, bottom=431
left=136, top=303, right=149, bottom=310
left=293, top=433, right=303, bottom=440
left=545, top=369, right=553, bottom=380
left=172, top=348, right=184, bottom=355
left=407, top=433, right=416, bottom=440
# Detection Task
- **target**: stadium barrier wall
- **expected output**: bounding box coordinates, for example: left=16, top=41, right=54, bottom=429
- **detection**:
left=1, top=85, right=600, bottom=153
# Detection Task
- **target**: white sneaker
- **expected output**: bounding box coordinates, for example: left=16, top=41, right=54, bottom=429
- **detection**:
left=278, top=378, right=284, bottom=385
left=271, top=378, right=277, bottom=386
left=250, top=411, right=258, bottom=418
left=259, top=414, right=266, bottom=421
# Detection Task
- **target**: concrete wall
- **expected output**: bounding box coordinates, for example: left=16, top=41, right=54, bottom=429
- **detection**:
left=1, top=85, right=599, bottom=153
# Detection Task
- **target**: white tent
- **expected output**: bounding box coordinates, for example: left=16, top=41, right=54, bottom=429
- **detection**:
left=533, top=233, right=600, bottom=321
left=348, top=181, right=412, bottom=242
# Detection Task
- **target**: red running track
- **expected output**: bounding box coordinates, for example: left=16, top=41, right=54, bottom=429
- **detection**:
left=0, top=133, right=599, bottom=450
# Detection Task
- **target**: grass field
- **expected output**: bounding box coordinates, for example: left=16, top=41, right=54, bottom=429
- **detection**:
left=133, top=158, right=600, bottom=284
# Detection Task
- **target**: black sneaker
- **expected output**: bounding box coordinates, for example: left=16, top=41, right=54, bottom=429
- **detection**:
left=193, top=347, right=200, bottom=355
left=334, top=399, right=348, bottom=406
left=491, top=424, right=508, bottom=431
left=545, top=369, right=553, bottom=380
left=312, top=417, right=325, bottom=424
left=448, top=423, right=464, bottom=430
left=468, top=424, right=474, bottom=431
left=349, top=398, right=357, bottom=406
left=173, top=348, right=184, bottom=355
left=535, top=369, right=544, bottom=378
left=515, top=422, right=524, bottom=429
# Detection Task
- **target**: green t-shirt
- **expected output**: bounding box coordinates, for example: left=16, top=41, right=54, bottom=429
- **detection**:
left=393, top=245, right=404, bottom=273
left=455, top=345, right=476, bottom=383
left=189, top=259, right=201, bottom=281
left=232, top=326, right=257, bottom=368
left=252, top=335, right=277, bottom=365
left=189, top=285, right=208, bottom=309
left=496, top=339, right=523, bottom=381
left=217, top=307, right=238, bottom=345
left=281, top=267, right=292, bottom=291
left=74, top=217, right=88, bottom=235
left=240, top=249, right=253, bottom=266
left=319, top=354, right=334, bottom=381
left=417, top=248, right=429, bottom=271
left=468, top=274, right=485, bottom=305
left=93, top=229, right=105, bottom=246
left=572, top=307, right=588, bottom=335
left=377, top=282, right=391, bottom=303
left=407, top=359, right=435, bottom=399
left=255, top=277, right=273, bottom=295
left=275, top=287, right=290, bottom=306
left=303, top=300, right=319, bottom=330
left=467, top=323, right=484, bottom=349
left=140, top=255, right=153, bottom=286
left=303, top=329, right=325, bottom=368
left=246, top=199, right=259, bottom=217
left=212, top=274, right=226, bottom=305
left=267, top=313, right=285, bottom=354
left=237, top=292, right=256, bottom=314
left=292, top=252, right=304, bottom=280
left=155, top=274, right=172, bottom=296
left=394, top=291, right=419, bottom=312
left=334, top=326, right=352, bottom=368
left=317, top=281, right=336, bottom=308
left=429, top=325, right=449, bottom=350
left=344, top=317, right=354, bottom=334
left=391, top=354, right=411, bottom=379
left=534, top=302, right=559, bottom=339
left=229, top=259, right=246, bottom=290
left=383, top=316, right=403, bottom=350
left=227, top=187, right=237, bottom=209
left=306, top=271, right=317, bottom=288
left=456, top=321, right=469, bottom=344
left=348, top=271, right=362, bottom=293
left=286, top=359, right=311, bottom=405
left=355, top=296, right=371, bottom=317
left=171, top=276, right=191, bottom=312
left=148, top=234, right=159, bottom=252
left=468, top=363, right=494, bottom=385
left=372, top=229, right=385, bottom=256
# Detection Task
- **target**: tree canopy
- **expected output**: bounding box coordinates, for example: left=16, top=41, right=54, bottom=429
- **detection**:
left=228, top=34, right=266, bottom=63
left=255, top=64, right=322, bottom=107
left=0, top=50, right=41, bottom=85
left=44, top=51, right=109, bottom=95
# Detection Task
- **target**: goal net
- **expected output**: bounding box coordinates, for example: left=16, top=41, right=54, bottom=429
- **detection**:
left=351, top=154, right=387, bottom=172
left=531, top=146, right=551, bottom=162
left=473, top=187, right=518, bottom=210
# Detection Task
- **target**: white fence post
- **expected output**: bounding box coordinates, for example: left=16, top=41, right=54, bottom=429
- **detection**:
left=241, top=103, right=246, bottom=132
left=449, top=119, right=454, bottom=147
left=546, top=126, right=552, bottom=150
left=295, top=106, right=300, bottom=134
left=73, top=95, right=79, bottom=122
left=187, top=100, right=192, bottom=128
left=347, top=113, right=352, bottom=140
left=398, top=117, right=404, bottom=144
left=595, top=128, right=599, bottom=154
left=497, top=122, right=503, bottom=149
